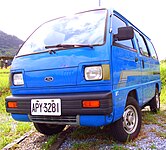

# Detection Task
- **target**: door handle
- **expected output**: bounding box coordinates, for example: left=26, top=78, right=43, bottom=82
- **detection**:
left=142, top=60, right=145, bottom=68
left=135, top=57, right=138, bottom=62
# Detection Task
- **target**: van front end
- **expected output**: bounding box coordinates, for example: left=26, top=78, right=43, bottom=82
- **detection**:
left=6, top=45, right=114, bottom=128
left=6, top=8, right=115, bottom=132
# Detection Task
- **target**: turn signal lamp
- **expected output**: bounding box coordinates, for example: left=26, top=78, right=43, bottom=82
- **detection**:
left=82, top=100, right=100, bottom=108
left=8, top=101, right=18, bottom=108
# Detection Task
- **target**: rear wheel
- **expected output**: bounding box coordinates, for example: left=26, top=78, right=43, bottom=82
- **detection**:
left=149, top=88, right=160, bottom=113
left=34, top=123, right=66, bottom=135
left=111, top=97, right=142, bottom=142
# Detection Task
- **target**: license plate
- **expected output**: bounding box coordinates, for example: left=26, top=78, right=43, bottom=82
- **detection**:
left=31, top=99, right=61, bottom=116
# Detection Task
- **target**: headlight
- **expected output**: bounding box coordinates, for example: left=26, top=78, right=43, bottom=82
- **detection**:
left=13, top=73, right=24, bottom=86
left=85, top=66, right=102, bottom=81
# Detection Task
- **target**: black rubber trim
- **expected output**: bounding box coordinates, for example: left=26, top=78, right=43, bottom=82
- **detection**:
left=6, top=92, right=112, bottom=115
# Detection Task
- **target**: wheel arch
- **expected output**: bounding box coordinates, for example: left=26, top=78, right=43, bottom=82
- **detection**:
left=112, top=89, right=140, bottom=122
left=155, top=83, right=161, bottom=95
left=127, top=89, right=139, bottom=104
left=156, top=83, right=159, bottom=90
left=156, top=81, right=162, bottom=94
left=155, top=83, right=161, bottom=97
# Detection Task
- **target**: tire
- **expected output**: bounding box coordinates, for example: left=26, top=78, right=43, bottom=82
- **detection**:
left=111, top=97, right=142, bottom=142
left=149, top=88, right=160, bottom=113
left=34, top=123, right=66, bottom=135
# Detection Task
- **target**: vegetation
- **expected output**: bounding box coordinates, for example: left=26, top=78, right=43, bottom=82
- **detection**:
left=160, top=60, right=166, bottom=103
left=142, top=108, right=166, bottom=126
left=70, top=126, right=113, bottom=150
left=0, top=30, right=23, bottom=57
left=42, top=135, right=58, bottom=150
left=0, top=69, right=33, bottom=149
left=0, top=68, right=10, bottom=95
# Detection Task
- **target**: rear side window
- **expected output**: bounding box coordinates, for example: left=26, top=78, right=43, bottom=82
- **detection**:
left=145, top=39, right=158, bottom=59
left=135, top=31, right=149, bottom=57
left=112, top=15, right=133, bottom=48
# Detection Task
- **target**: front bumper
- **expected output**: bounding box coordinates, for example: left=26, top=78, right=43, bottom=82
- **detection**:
left=6, top=92, right=113, bottom=126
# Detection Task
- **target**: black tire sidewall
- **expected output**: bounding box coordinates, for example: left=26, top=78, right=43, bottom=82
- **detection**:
left=34, top=123, right=66, bottom=135
left=150, top=88, right=160, bottom=112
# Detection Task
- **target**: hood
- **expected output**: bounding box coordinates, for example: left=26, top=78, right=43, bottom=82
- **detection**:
left=11, top=46, right=109, bottom=88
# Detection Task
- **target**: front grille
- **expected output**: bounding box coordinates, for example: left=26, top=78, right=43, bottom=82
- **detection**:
left=29, top=115, right=78, bottom=125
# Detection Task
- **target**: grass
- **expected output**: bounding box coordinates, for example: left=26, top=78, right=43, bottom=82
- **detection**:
left=0, top=70, right=33, bottom=149
left=0, top=114, right=32, bottom=149
left=70, top=126, right=114, bottom=143
left=160, top=60, right=166, bottom=86
left=149, top=144, right=157, bottom=150
left=142, top=107, right=166, bottom=126
left=0, top=68, right=10, bottom=74
left=42, top=134, right=58, bottom=150
left=0, top=68, right=10, bottom=95
left=0, top=92, right=33, bottom=149
left=160, top=60, right=166, bottom=104
left=156, top=131, right=166, bottom=139
left=160, top=86, right=166, bottom=104
left=70, top=127, right=113, bottom=149
left=72, top=141, right=102, bottom=150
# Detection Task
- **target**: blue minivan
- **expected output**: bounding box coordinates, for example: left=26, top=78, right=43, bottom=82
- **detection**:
left=6, top=8, right=161, bottom=142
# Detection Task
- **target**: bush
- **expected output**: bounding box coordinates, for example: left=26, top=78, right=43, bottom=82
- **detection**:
left=160, top=60, right=166, bottom=104
left=160, top=60, right=166, bottom=87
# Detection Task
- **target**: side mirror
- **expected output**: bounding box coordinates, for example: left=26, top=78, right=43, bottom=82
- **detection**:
left=113, top=26, right=134, bottom=41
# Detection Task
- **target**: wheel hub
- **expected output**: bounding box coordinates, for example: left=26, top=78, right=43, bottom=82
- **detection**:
left=123, top=105, right=138, bottom=134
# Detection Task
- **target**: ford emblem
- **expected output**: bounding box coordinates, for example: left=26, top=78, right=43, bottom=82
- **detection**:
left=44, top=76, right=54, bottom=82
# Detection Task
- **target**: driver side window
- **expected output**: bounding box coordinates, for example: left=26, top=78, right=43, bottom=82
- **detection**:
left=112, top=15, right=133, bottom=48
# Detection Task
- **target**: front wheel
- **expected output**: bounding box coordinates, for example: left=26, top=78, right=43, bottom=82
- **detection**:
left=34, top=123, right=66, bottom=135
left=110, top=97, right=142, bottom=142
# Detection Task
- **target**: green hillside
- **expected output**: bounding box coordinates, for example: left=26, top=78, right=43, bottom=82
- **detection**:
left=0, top=30, right=23, bottom=56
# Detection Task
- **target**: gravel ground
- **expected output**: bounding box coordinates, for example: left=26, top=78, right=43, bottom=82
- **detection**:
left=13, top=121, right=166, bottom=150
left=59, top=124, right=166, bottom=150
left=59, top=108, right=166, bottom=150
left=15, top=132, right=49, bottom=150
left=4, top=109, right=166, bottom=150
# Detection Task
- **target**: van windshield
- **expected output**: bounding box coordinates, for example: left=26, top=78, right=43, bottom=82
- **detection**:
left=17, top=9, right=107, bottom=56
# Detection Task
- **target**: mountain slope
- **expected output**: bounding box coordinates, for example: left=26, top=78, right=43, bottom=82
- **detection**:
left=0, top=30, right=23, bottom=56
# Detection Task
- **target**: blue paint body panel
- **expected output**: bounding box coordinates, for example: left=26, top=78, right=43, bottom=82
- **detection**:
left=80, top=113, right=113, bottom=126
left=6, top=8, right=161, bottom=128
left=80, top=115, right=107, bottom=126
left=12, top=114, right=30, bottom=122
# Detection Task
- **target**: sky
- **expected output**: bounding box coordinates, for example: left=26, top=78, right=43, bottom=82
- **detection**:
left=0, top=0, right=165, bottom=60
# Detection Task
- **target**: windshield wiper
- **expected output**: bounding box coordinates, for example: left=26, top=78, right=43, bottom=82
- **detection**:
left=45, top=44, right=93, bottom=49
